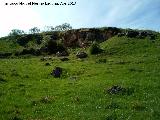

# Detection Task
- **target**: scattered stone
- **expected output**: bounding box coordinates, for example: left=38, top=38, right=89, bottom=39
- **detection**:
left=56, top=51, right=69, bottom=57
left=51, top=67, right=62, bottom=78
left=107, top=85, right=134, bottom=95
left=40, top=96, right=54, bottom=104
left=107, top=85, right=126, bottom=95
left=60, top=57, right=69, bottom=61
left=76, top=51, right=88, bottom=58
left=40, top=56, right=52, bottom=61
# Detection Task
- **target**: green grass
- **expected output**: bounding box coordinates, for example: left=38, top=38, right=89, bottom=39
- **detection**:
left=0, top=35, right=160, bottom=119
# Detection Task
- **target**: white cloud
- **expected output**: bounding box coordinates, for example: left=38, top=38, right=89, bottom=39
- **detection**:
left=0, top=0, right=45, bottom=37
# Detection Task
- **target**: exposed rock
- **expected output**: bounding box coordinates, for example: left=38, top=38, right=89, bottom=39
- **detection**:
left=107, top=85, right=134, bottom=95
left=107, top=85, right=126, bottom=94
left=76, top=52, right=88, bottom=58
left=56, top=51, right=69, bottom=57
left=40, top=96, right=54, bottom=103
left=62, top=27, right=121, bottom=47
left=51, top=67, right=62, bottom=78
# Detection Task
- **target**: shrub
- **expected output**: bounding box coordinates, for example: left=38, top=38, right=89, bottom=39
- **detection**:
left=16, top=35, right=30, bottom=46
left=16, top=34, right=43, bottom=46
left=46, top=40, right=66, bottom=54
left=89, top=42, right=103, bottom=55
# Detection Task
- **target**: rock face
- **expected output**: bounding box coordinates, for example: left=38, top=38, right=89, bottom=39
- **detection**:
left=76, top=52, right=88, bottom=58
left=62, top=27, right=120, bottom=47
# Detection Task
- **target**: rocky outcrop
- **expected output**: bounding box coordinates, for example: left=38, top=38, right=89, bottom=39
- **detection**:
left=62, top=27, right=121, bottom=47
left=118, top=30, right=156, bottom=40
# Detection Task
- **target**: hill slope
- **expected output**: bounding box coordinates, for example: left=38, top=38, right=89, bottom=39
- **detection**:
left=0, top=28, right=160, bottom=119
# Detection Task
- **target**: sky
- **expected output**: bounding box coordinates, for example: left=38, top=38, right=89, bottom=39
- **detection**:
left=0, top=0, right=160, bottom=37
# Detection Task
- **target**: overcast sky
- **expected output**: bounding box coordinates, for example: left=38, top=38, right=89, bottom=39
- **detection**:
left=0, top=0, right=160, bottom=37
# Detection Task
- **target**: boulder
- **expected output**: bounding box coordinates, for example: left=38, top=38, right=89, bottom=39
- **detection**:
left=107, top=85, right=126, bottom=94
left=76, top=52, right=88, bottom=58
left=51, top=67, right=62, bottom=78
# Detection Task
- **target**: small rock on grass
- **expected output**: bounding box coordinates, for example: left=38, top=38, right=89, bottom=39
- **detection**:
left=106, top=85, right=134, bottom=95
left=51, top=67, right=62, bottom=78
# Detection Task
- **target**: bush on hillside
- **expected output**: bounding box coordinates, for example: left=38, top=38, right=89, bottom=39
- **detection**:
left=89, top=42, right=103, bottom=55
left=16, top=34, right=43, bottom=46
left=46, top=40, right=66, bottom=54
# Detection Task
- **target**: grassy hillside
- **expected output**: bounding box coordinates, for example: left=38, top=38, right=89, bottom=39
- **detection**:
left=0, top=31, right=160, bottom=119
